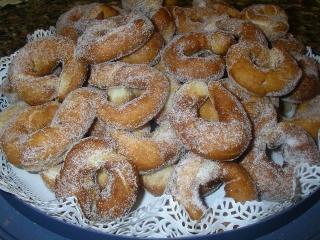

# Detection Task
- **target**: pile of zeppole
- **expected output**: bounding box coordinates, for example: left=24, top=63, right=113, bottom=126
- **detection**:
left=0, top=0, right=319, bottom=222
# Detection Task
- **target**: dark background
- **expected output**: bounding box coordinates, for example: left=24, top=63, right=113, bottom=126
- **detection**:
left=0, top=0, right=319, bottom=56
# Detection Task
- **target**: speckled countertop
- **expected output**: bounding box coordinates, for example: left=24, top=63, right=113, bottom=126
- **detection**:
left=0, top=0, right=319, bottom=57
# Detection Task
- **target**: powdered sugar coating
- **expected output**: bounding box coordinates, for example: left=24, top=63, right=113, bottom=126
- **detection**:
left=112, top=120, right=183, bottom=174
left=226, top=41, right=302, bottom=97
left=55, top=137, right=138, bottom=222
left=75, top=14, right=154, bottom=64
left=89, top=62, right=169, bottom=130
left=242, top=122, right=320, bottom=201
left=166, top=152, right=257, bottom=220
left=56, top=3, right=119, bottom=41
left=169, top=81, right=252, bottom=160
left=8, top=36, right=87, bottom=105
left=162, top=31, right=235, bottom=82
left=241, top=4, right=289, bottom=41
left=1, top=87, right=101, bottom=172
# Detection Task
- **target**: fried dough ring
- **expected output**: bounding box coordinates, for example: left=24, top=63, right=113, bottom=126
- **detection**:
left=241, top=4, right=289, bottom=41
left=8, top=36, right=87, bottom=105
left=242, top=122, right=320, bottom=201
left=162, top=31, right=235, bottom=82
left=55, top=137, right=138, bottom=221
left=56, top=3, right=119, bottom=41
left=89, top=62, right=169, bottom=130
left=166, top=152, right=257, bottom=220
left=170, top=81, right=251, bottom=160
left=1, top=87, right=100, bottom=172
left=75, top=14, right=154, bottom=64
left=226, top=41, right=302, bottom=97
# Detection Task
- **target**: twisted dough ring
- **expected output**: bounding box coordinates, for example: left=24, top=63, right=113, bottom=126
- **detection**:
left=89, top=62, right=169, bottom=130
left=170, top=81, right=252, bottom=160
left=242, top=122, right=320, bottom=201
left=55, top=137, right=138, bottom=221
left=8, top=36, right=87, bottom=105
left=76, top=14, right=154, bottom=64
left=1, top=87, right=100, bottom=172
left=110, top=121, right=182, bottom=174
left=166, top=152, right=257, bottom=220
left=56, top=3, right=119, bottom=41
left=226, top=41, right=302, bottom=97
left=162, top=31, right=235, bottom=82
left=241, top=4, right=289, bottom=41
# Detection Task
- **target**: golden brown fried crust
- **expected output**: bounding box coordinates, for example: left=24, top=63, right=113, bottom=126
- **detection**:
left=241, top=4, right=289, bottom=41
left=151, top=7, right=176, bottom=43
left=8, top=36, right=87, bottom=105
left=170, top=81, right=251, bottom=161
left=121, top=32, right=164, bottom=65
left=89, top=62, right=169, bottom=130
left=166, top=153, right=257, bottom=220
left=56, top=3, right=119, bottom=41
left=55, top=137, right=139, bottom=221
left=226, top=41, right=302, bottom=97
left=75, top=15, right=154, bottom=64
left=162, top=31, right=235, bottom=82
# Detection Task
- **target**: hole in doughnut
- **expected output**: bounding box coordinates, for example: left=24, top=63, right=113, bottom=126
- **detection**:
left=96, top=168, right=111, bottom=191
left=265, top=146, right=286, bottom=167
left=107, top=87, right=143, bottom=106
left=52, top=62, right=63, bottom=77
left=190, top=49, right=213, bottom=58
left=198, top=98, right=219, bottom=121
left=249, top=49, right=284, bottom=70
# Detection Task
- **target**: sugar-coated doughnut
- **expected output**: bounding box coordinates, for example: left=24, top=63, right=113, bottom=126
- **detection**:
left=284, top=95, right=320, bottom=139
left=170, top=81, right=251, bottom=160
left=241, top=4, right=289, bottom=41
left=242, top=122, right=320, bottom=201
left=282, top=55, right=319, bottom=103
left=8, top=36, right=87, bottom=105
left=166, top=152, right=257, bottom=220
left=1, top=87, right=101, bottom=172
left=162, top=31, right=235, bottom=82
left=75, top=14, right=154, bottom=64
left=110, top=121, right=182, bottom=173
left=121, top=32, right=164, bottom=65
left=55, top=137, right=138, bottom=221
left=89, top=62, right=169, bottom=130
left=56, top=3, right=119, bottom=41
left=226, top=41, right=302, bottom=97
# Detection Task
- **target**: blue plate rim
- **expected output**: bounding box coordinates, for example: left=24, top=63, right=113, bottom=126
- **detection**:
left=1, top=185, right=320, bottom=240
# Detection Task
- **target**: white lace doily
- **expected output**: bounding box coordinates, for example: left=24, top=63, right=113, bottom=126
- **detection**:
left=0, top=28, right=320, bottom=238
